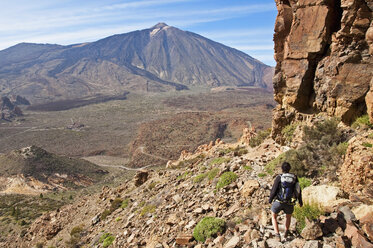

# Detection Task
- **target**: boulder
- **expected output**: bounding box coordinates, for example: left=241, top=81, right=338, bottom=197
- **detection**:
left=344, top=222, right=373, bottom=248
left=301, top=219, right=323, bottom=240
left=134, top=170, right=149, bottom=187
left=240, top=179, right=260, bottom=198
left=302, top=185, right=347, bottom=210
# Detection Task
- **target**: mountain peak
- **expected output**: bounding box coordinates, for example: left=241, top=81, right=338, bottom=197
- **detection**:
left=151, top=22, right=169, bottom=29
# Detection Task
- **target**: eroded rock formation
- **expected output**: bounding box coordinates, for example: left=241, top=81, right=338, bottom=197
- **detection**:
left=273, top=0, right=373, bottom=142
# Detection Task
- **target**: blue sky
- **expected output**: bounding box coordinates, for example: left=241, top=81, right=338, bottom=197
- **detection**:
left=0, top=0, right=277, bottom=65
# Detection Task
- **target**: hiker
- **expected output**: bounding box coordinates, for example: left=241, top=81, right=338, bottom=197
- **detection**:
left=268, top=162, right=303, bottom=241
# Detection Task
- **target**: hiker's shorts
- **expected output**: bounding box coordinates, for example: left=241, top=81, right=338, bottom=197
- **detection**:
left=271, top=200, right=294, bottom=214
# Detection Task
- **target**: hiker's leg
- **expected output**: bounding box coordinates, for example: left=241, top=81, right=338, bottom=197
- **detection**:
left=272, top=212, right=279, bottom=234
left=285, top=214, right=292, bottom=231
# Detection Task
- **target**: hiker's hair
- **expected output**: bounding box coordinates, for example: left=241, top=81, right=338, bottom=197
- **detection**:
left=281, top=162, right=291, bottom=173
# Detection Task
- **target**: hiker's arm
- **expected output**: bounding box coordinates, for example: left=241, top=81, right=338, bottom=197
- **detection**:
left=295, top=176, right=303, bottom=207
left=268, top=176, right=280, bottom=203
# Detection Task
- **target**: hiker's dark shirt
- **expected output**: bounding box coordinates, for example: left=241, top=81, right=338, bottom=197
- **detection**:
left=268, top=174, right=303, bottom=206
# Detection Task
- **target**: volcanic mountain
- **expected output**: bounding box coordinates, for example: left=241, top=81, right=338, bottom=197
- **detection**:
left=0, top=23, right=273, bottom=104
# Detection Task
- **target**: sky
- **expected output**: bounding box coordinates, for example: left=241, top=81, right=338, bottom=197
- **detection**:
left=0, top=0, right=278, bottom=66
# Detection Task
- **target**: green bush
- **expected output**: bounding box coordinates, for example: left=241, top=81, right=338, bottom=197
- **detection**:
left=249, top=128, right=271, bottom=147
left=352, top=114, right=372, bottom=129
left=70, top=225, right=83, bottom=237
left=148, top=181, right=158, bottom=190
left=207, top=168, right=220, bottom=180
left=234, top=147, right=249, bottom=156
left=293, top=203, right=323, bottom=233
left=218, top=148, right=233, bottom=155
left=282, top=123, right=298, bottom=143
left=298, top=177, right=311, bottom=190
left=330, top=142, right=349, bottom=156
left=258, top=172, right=267, bottom=178
left=209, top=157, right=230, bottom=166
left=362, top=142, right=372, bottom=148
left=121, top=199, right=129, bottom=209
left=265, top=149, right=307, bottom=176
left=243, top=165, right=252, bottom=171
left=99, top=233, right=115, bottom=248
left=216, top=172, right=238, bottom=189
left=177, top=171, right=191, bottom=180
left=193, top=217, right=226, bottom=242
left=139, top=204, right=156, bottom=217
left=193, top=173, right=207, bottom=183
left=101, top=209, right=111, bottom=220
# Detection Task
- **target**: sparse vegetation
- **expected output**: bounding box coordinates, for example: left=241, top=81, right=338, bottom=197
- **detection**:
left=209, top=157, right=230, bottom=166
left=99, top=232, right=115, bottom=248
left=121, top=199, right=130, bottom=209
left=351, top=114, right=372, bottom=129
left=207, top=168, right=220, bottom=180
left=193, top=173, right=207, bottom=183
left=258, top=172, right=267, bottom=178
left=66, top=225, right=84, bottom=247
left=282, top=123, right=298, bottom=143
left=249, top=128, right=271, bottom=147
left=362, top=142, right=372, bottom=148
left=234, top=147, right=249, bottom=156
left=293, top=203, right=324, bottom=233
left=298, top=177, right=312, bottom=189
left=148, top=181, right=158, bottom=190
left=139, top=204, right=156, bottom=217
left=216, top=172, right=238, bottom=189
left=243, top=165, right=253, bottom=171
left=177, top=171, right=191, bottom=180
left=193, top=217, right=226, bottom=242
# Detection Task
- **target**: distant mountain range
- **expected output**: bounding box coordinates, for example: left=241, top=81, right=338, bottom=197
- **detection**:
left=0, top=23, right=273, bottom=104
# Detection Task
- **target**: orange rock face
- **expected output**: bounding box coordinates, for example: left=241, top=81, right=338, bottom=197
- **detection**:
left=273, top=0, right=373, bottom=141
left=340, top=134, right=373, bottom=197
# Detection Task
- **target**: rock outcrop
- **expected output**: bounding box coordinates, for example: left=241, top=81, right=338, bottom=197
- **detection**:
left=0, top=95, right=27, bottom=121
left=272, top=0, right=373, bottom=141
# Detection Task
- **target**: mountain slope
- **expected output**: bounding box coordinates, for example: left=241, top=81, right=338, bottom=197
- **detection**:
left=0, top=146, right=108, bottom=193
left=0, top=23, right=273, bottom=104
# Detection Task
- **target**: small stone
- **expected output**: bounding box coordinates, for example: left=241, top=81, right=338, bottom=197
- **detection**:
left=303, top=240, right=321, bottom=248
left=194, top=208, right=203, bottom=214
left=224, top=236, right=240, bottom=248
left=173, top=194, right=182, bottom=203
left=176, top=234, right=193, bottom=245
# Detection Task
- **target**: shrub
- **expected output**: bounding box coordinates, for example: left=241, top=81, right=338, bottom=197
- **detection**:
left=329, top=142, right=348, bottom=156
left=70, top=225, right=83, bottom=237
left=207, top=168, right=220, bottom=180
left=101, top=209, right=111, bottom=220
left=218, top=148, right=233, bottom=155
left=177, top=171, right=191, bottom=180
left=264, top=149, right=307, bottom=176
left=193, top=217, right=226, bottom=242
left=115, top=217, right=121, bottom=222
left=282, top=123, right=298, bottom=143
left=249, top=128, right=271, bottom=147
left=243, top=165, right=252, bottom=171
left=258, top=172, right=267, bottom=178
left=36, top=243, right=44, bottom=248
left=298, top=177, right=311, bottom=190
left=234, top=148, right=248, bottom=156
left=293, top=203, right=323, bottom=233
left=193, top=173, right=207, bottom=183
left=148, top=181, right=158, bottom=190
left=110, top=198, right=123, bottom=212
left=99, top=233, right=115, bottom=248
left=351, top=114, right=372, bottom=129
left=362, top=142, right=372, bottom=148
left=209, top=157, right=230, bottom=166
left=121, top=199, right=129, bottom=209
left=139, top=204, right=156, bottom=217
left=216, top=172, right=238, bottom=189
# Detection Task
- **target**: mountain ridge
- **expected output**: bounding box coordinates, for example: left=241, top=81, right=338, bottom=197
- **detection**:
left=0, top=23, right=273, bottom=104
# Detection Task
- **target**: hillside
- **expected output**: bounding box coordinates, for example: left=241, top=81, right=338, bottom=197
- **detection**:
left=0, top=146, right=108, bottom=194
left=5, top=123, right=373, bottom=248
left=0, top=23, right=273, bottom=104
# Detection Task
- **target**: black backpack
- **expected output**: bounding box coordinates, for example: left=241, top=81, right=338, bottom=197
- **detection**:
left=277, top=173, right=297, bottom=203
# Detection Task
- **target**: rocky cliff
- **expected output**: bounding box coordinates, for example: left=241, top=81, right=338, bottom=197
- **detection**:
left=272, top=0, right=373, bottom=141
